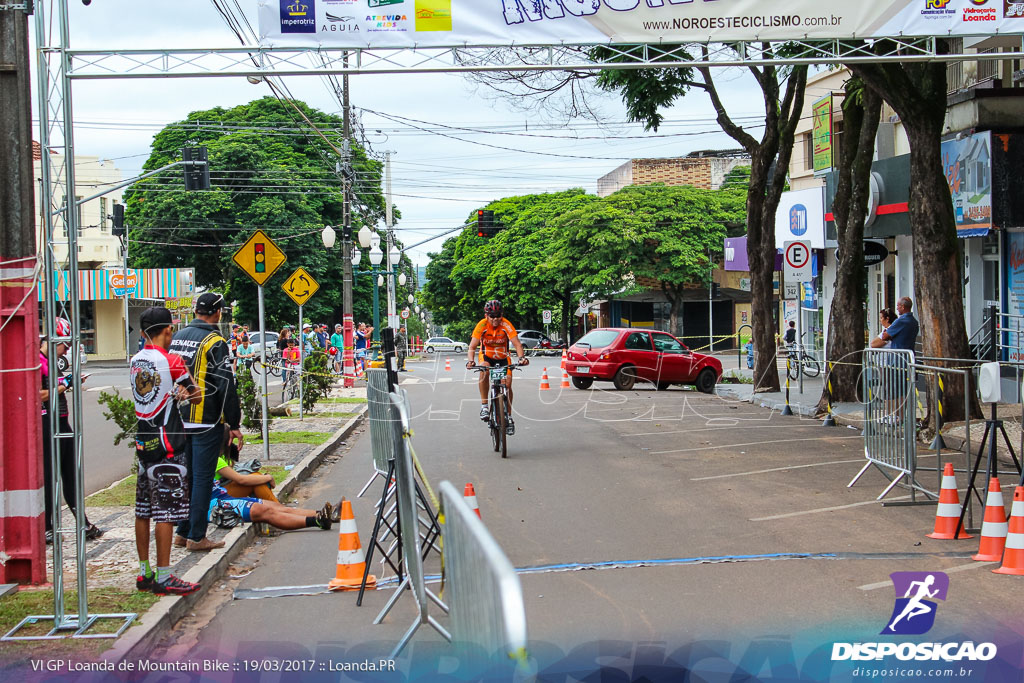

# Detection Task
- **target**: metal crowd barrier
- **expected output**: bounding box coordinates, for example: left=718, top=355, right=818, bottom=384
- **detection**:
left=850, top=349, right=931, bottom=501
left=439, top=481, right=529, bottom=662
left=358, top=369, right=397, bottom=497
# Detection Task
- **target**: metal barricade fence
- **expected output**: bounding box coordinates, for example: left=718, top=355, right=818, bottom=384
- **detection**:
left=851, top=349, right=927, bottom=501
left=357, top=369, right=396, bottom=499
left=439, top=480, right=528, bottom=662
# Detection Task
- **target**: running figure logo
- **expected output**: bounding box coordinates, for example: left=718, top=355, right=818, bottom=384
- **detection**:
left=881, top=572, right=949, bottom=635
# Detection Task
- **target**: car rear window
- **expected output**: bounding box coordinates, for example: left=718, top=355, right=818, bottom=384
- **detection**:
left=575, top=330, right=619, bottom=349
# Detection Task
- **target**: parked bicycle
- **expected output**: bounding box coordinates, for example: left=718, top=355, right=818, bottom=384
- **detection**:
left=282, top=368, right=300, bottom=402
left=785, top=344, right=821, bottom=379
left=470, top=363, right=523, bottom=459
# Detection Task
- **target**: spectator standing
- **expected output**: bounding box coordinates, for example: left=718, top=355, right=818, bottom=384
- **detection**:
left=169, top=292, right=242, bottom=551
left=396, top=326, right=408, bottom=372
left=330, top=324, right=344, bottom=375
left=869, top=309, right=897, bottom=349
left=40, top=317, right=102, bottom=544
left=302, top=323, right=316, bottom=353
left=783, top=321, right=797, bottom=346
left=316, top=324, right=329, bottom=350
left=130, top=307, right=201, bottom=595
left=879, top=297, right=919, bottom=351
left=355, top=322, right=372, bottom=371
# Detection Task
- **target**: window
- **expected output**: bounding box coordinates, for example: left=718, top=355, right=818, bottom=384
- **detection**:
left=624, top=332, right=652, bottom=351
left=803, top=133, right=814, bottom=171
left=576, top=330, right=619, bottom=349
left=652, top=333, right=686, bottom=353
left=75, top=196, right=83, bottom=236
left=99, top=198, right=108, bottom=232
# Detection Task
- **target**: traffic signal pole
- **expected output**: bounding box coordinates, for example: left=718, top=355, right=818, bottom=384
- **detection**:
left=0, top=2, right=45, bottom=584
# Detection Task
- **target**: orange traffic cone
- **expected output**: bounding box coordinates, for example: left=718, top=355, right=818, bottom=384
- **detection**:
left=328, top=499, right=376, bottom=591
left=927, top=463, right=972, bottom=540
left=539, top=368, right=550, bottom=391
left=973, top=477, right=1009, bottom=561
left=560, top=349, right=567, bottom=370
left=444, top=358, right=451, bottom=372
left=560, top=369, right=571, bottom=389
left=463, top=483, right=481, bottom=518
left=993, top=486, right=1024, bottom=575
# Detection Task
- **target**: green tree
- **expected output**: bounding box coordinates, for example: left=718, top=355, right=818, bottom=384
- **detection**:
left=124, top=97, right=397, bottom=330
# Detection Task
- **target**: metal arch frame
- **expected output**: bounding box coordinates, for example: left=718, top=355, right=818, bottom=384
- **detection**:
left=63, top=35, right=1024, bottom=80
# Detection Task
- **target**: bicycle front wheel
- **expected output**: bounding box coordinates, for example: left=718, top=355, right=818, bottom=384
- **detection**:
left=495, top=394, right=507, bottom=459
left=801, top=354, right=821, bottom=377
left=490, top=396, right=502, bottom=453
left=786, top=357, right=799, bottom=381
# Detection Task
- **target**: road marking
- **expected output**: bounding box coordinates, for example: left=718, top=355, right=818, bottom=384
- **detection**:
left=651, top=435, right=860, bottom=455
left=629, top=424, right=827, bottom=437
left=400, top=377, right=423, bottom=384
left=857, top=561, right=998, bottom=591
left=750, top=495, right=914, bottom=521
left=87, top=386, right=113, bottom=392
left=692, top=458, right=865, bottom=481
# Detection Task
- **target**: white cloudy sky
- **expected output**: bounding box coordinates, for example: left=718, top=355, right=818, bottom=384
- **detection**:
left=32, top=0, right=797, bottom=266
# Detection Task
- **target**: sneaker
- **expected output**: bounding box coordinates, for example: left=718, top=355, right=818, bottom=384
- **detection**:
left=186, top=537, right=226, bottom=552
left=314, top=507, right=333, bottom=531
left=330, top=497, right=344, bottom=523
left=506, top=419, right=515, bottom=436
left=479, top=404, right=490, bottom=420
left=136, top=573, right=155, bottom=592
left=84, top=523, right=103, bottom=541
left=173, top=534, right=187, bottom=548
left=151, top=575, right=201, bottom=596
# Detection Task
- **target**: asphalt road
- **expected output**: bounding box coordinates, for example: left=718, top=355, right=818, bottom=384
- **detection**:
left=163, top=355, right=1024, bottom=678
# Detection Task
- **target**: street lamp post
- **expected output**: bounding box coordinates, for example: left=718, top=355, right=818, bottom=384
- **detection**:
left=355, top=227, right=403, bottom=360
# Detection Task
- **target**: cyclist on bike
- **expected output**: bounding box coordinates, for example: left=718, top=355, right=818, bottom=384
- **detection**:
left=465, top=300, right=529, bottom=434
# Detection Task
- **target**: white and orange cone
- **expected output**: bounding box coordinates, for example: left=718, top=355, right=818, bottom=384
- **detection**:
left=444, top=358, right=451, bottom=372
left=994, top=486, right=1024, bottom=575
left=926, top=462, right=972, bottom=540
left=973, top=477, right=1009, bottom=561
left=463, top=483, right=481, bottom=518
left=539, top=369, right=550, bottom=391
left=560, top=349, right=567, bottom=370
left=560, top=369, right=571, bottom=389
left=328, top=499, right=376, bottom=591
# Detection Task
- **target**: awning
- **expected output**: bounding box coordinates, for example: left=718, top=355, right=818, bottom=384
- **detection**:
left=957, top=227, right=990, bottom=238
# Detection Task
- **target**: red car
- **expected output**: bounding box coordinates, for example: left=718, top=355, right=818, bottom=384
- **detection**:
left=565, top=328, right=722, bottom=393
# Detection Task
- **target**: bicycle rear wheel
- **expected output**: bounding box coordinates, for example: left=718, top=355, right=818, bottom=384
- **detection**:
left=787, top=357, right=799, bottom=381
left=267, top=355, right=282, bottom=378
left=489, top=396, right=502, bottom=452
left=801, top=354, right=821, bottom=377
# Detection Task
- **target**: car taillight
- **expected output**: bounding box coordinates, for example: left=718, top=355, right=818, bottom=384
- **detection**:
left=600, top=352, right=611, bottom=360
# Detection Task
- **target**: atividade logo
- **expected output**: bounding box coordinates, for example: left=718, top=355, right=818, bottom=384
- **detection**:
left=881, top=571, right=948, bottom=635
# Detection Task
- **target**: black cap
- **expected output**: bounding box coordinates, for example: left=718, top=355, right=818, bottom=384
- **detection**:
left=195, top=292, right=225, bottom=315
left=139, top=306, right=173, bottom=337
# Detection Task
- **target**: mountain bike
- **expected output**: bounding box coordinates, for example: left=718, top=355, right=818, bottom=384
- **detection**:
left=785, top=344, right=821, bottom=379
left=282, top=365, right=300, bottom=401
left=470, top=363, right=523, bottom=459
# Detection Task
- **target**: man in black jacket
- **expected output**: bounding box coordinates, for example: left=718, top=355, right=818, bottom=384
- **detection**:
left=169, top=293, right=243, bottom=551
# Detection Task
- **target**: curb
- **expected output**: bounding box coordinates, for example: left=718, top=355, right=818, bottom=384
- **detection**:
left=101, top=405, right=367, bottom=664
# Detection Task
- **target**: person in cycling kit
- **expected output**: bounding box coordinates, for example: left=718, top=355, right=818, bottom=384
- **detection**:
left=466, top=300, right=529, bottom=434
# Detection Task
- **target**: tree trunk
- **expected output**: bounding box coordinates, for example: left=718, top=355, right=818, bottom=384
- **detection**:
left=853, top=53, right=977, bottom=420
left=818, top=84, right=881, bottom=412
left=663, top=284, right=684, bottom=337
left=560, top=288, right=572, bottom=342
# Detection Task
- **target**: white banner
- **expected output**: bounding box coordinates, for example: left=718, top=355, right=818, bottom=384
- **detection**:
left=775, top=187, right=826, bottom=250
left=259, top=1, right=1024, bottom=49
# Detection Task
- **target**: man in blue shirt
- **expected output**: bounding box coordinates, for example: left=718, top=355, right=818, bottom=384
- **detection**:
left=880, top=297, right=919, bottom=351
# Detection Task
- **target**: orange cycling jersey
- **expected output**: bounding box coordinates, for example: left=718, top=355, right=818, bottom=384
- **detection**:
left=472, top=318, right=518, bottom=361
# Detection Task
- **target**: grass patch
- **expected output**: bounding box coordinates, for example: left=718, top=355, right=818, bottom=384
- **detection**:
left=280, top=411, right=359, bottom=420
left=317, top=397, right=367, bottom=404
left=264, top=465, right=290, bottom=487
left=85, top=475, right=137, bottom=507
left=0, top=587, right=158, bottom=661
left=245, top=431, right=332, bottom=446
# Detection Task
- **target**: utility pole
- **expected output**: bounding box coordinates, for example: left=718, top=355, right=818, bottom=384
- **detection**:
left=0, top=1, right=46, bottom=584
left=341, top=54, right=355, bottom=388
left=384, top=151, right=397, bottom=330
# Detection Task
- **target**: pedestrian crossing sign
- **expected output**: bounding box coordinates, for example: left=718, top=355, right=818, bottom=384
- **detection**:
left=233, top=230, right=286, bottom=286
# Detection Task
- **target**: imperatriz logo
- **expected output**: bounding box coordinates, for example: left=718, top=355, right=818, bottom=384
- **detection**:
left=882, top=571, right=947, bottom=635
left=280, top=0, right=316, bottom=33
left=831, top=571, right=997, bottom=663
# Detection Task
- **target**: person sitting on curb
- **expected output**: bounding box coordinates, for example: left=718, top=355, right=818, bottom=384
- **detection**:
left=209, top=484, right=335, bottom=532
left=131, top=306, right=202, bottom=596
left=215, top=425, right=278, bottom=502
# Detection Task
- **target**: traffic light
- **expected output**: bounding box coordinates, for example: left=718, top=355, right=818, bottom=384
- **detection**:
left=183, top=146, right=211, bottom=191
left=476, top=209, right=496, bottom=238
left=111, top=203, right=125, bottom=237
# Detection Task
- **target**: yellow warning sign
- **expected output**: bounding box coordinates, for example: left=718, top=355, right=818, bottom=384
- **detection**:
left=232, top=230, right=286, bottom=287
left=282, top=267, right=320, bottom=307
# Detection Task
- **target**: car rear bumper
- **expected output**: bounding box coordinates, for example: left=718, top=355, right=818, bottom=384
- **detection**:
left=565, top=360, right=616, bottom=380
